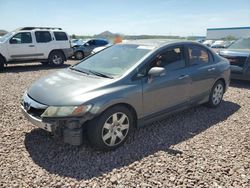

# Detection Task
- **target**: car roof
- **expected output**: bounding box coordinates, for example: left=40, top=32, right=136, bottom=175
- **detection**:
left=121, top=39, right=203, bottom=49
left=14, top=27, right=65, bottom=32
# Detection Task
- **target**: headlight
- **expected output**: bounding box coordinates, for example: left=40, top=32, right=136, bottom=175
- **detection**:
left=41, top=104, right=92, bottom=117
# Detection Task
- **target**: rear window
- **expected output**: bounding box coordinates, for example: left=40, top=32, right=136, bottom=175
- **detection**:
left=35, top=31, right=52, bottom=43
left=54, top=32, right=68, bottom=41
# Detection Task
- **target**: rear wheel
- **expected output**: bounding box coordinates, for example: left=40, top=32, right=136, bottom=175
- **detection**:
left=74, top=51, right=84, bottom=60
left=48, top=51, right=65, bottom=66
left=207, top=80, right=225, bottom=108
left=87, top=105, right=134, bottom=150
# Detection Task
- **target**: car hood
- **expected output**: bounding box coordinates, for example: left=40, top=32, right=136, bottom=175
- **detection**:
left=219, top=49, right=250, bottom=57
left=27, top=68, right=115, bottom=106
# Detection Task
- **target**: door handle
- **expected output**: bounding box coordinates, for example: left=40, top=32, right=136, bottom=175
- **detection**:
left=29, top=45, right=35, bottom=47
left=208, top=67, right=215, bottom=72
left=178, top=75, right=189, bottom=80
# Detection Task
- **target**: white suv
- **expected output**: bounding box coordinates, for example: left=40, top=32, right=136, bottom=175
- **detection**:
left=0, top=27, right=73, bottom=70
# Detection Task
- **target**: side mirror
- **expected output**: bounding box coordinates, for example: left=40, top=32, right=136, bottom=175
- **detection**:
left=10, top=38, right=18, bottom=44
left=148, top=67, right=166, bottom=77
left=84, top=42, right=89, bottom=46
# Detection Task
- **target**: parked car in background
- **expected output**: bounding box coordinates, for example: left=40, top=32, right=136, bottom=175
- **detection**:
left=0, top=27, right=73, bottom=70
left=203, top=40, right=214, bottom=47
left=70, top=39, right=86, bottom=47
left=223, top=40, right=235, bottom=48
left=211, top=40, right=225, bottom=48
left=219, top=38, right=250, bottom=81
left=21, top=41, right=230, bottom=150
left=73, top=38, right=109, bottom=60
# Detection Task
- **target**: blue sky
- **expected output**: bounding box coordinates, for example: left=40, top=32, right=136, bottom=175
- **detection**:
left=0, top=0, right=250, bottom=36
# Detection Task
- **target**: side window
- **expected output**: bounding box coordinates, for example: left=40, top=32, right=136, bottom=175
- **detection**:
left=35, top=31, right=52, bottom=43
left=88, top=40, right=96, bottom=46
left=9, top=32, right=32, bottom=44
left=96, top=40, right=107, bottom=46
left=54, top=32, right=68, bottom=41
left=188, top=45, right=209, bottom=65
left=152, top=47, right=186, bottom=71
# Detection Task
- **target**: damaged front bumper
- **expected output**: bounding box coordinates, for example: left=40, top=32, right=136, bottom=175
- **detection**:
left=21, top=93, right=95, bottom=145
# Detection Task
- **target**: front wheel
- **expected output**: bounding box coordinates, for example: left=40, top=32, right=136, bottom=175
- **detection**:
left=48, top=51, right=65, bottom=66
left=87, top=106, right=134, bottom=150
left=74, top=51, right=84, bottom=60
left=207, top=80, right=225, bottom=108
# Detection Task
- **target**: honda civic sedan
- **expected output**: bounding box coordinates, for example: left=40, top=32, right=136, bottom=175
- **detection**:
left=21, top=41, right=230, bottom=150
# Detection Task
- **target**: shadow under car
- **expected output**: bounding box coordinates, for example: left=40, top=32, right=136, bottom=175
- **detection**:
left=24, top=100, right=240, bottom=180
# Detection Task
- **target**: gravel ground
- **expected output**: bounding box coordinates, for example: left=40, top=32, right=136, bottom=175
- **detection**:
left=0, top=61, right=249, bottom=187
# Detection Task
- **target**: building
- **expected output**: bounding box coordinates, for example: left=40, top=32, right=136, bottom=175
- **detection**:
left=206, top=27, right=250, bottom=39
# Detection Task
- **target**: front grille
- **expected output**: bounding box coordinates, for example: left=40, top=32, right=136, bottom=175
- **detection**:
left=220, top=55, right=247, bottom=67
left=22, top=93, right=48, bottom=119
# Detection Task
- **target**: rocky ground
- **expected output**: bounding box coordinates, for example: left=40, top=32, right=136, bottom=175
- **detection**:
left=0, top=61, right=249, bottom=187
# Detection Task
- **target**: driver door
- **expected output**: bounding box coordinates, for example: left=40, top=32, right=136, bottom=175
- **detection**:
left=142, top=46, right=191, bottom=117
left=7, top=32, right=37, bottom=60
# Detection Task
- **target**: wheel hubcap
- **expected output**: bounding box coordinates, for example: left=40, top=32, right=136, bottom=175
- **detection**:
left=76, top=52, right=83, bottom=59
left=212, top=84, right=223, bottom=105
left=102, top=112, right=129, bottom=147
left=52, top=55, right=62, bottom=64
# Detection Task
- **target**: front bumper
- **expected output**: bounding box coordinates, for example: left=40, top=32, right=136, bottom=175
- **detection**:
left=21, top=106, right=53, bottom=132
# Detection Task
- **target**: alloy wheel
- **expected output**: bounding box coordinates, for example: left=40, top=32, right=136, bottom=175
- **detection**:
left=102, top=112, right=130, bottom=146
left=212, top=83, right=224, bottom=105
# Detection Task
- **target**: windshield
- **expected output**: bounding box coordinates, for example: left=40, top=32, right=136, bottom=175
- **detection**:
left=229, top=38, right=250, bottom=50
left=0, top=32, right=13, bottom=42
left=73, top=44, right=153, bottom=77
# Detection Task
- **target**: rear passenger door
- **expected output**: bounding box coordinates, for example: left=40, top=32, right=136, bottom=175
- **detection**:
left=34, top=31, right=53, bottom=59
left=186, top=44, right=217, bottom=102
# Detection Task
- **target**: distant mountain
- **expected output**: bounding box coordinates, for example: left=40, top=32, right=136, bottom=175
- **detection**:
left=94, top=31, right=117, bottom=38
left=0, top=30, right=8, bottom=36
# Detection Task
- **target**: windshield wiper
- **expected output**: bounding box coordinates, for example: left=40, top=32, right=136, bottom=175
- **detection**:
left=88, top=70, right=113, bottom=79
left=69, top=67, right=90, bottom=75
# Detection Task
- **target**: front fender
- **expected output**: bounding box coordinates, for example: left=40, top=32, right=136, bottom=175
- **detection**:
left=87, top=80, right=143, bottom=119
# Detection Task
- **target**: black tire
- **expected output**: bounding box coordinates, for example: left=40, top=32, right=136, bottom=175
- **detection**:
left=207, top=80, right=225, bottom=108
left=87, top=105, right=134, bottom=150
left=0, top=56, right=5, bottom=72
left=48, top=51, right=65, bottom=66
left=74, top=51, right=84, bottom=60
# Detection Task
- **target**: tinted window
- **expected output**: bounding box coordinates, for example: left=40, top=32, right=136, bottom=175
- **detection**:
left=96, top=40, right=108, bottom=46
left=54, top=32, right=68, bottom=41
left=35, top=31, right=52, bottom=43
left=153, top=47, right=186, bottom=71
left=188, top=45, right=209, bottom=64
left=88, top=40, right=96, bottom=45
left=10, top=32, right=32, bottom=44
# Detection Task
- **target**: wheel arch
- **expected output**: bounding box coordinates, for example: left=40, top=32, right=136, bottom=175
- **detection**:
left=215, top=78, right=226, bottom=93
left=0, top=53, right=6, bottom=63
left=98, top=102, right=138, bottom=128
left=49, top=49, right=66, bottom=61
